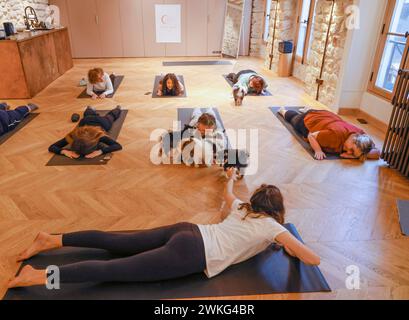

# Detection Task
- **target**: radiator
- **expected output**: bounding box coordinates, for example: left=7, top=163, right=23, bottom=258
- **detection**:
left=382, top=69, right=409, bottom=177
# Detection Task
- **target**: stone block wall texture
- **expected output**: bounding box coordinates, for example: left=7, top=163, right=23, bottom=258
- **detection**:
left=249, top=0, right=266, bottom=57
left=0, top=0, right=49, bottom=29
left=302, top=0, right=353, bottom=107
left=261, top=0, right=352, bottom=107
left=263, top=0, right=298, bottom=71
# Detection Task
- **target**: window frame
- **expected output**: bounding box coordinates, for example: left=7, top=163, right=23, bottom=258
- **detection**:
left=262, top=0, right=272, bottom=44
left=368, top=0, right=409, bottom=101
left=294, top=0, right=315, bottom=64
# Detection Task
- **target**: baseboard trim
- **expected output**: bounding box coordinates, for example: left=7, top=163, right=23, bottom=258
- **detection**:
left=338, top=108, right=388, bottom=134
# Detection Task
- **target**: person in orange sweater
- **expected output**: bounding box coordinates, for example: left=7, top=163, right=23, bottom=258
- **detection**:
left=279, top=107, right=380, bottom=161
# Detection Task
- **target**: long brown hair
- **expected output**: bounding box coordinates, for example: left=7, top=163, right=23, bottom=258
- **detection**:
left=161, top=73, right=182, bottom=96
left=238, top=184, right=285, bottom=224
left=67, top=125, right=106, bottom=156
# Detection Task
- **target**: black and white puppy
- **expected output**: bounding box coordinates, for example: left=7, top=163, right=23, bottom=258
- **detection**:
left=222, top=149, right=249, bottom=179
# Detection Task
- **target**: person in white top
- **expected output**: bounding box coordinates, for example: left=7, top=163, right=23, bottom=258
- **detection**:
left=86, top=68, right=115, bottom=99
left=8, top=169, right=320, bottom=288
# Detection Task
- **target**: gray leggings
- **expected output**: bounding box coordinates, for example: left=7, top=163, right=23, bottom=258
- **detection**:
left=59, top=222, right=206, bottom=283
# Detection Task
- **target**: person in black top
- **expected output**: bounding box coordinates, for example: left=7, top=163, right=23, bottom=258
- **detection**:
left=48, top=106, right=122, bottom=159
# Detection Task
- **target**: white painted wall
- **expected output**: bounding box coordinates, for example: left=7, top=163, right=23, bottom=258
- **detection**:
left=335, top=0, right=387, bottom=112
left=335, top=0, right=393, bottom=125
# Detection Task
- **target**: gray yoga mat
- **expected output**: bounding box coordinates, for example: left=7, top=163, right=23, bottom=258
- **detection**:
left=397, top=200, right=409, bottom=236
left=4, top=223, right=330, bottom=300
left=46, top=109, right=128, bottom=166
left=77, top=75, right=124, bottom=99
left=163, top=60, right=232, bottom=66
left=152, top=75, right=187, bottom=98
left=269, top=106, right=342, bottom=160
left=161, top=107, right=231, bottom=156
left=0, top=113, right=39, bottom=146
left=223, top=74, right=272, bottom=96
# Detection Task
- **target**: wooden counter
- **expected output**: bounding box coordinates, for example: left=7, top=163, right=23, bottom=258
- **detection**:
left=0, top=27, right=73, bottom=99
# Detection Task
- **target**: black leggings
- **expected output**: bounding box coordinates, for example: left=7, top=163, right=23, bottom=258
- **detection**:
left=284, top=110, right=310, bottom=138
left=81, top=107, right=121, bottom=132
left=59, top=222, right=206, bottom=283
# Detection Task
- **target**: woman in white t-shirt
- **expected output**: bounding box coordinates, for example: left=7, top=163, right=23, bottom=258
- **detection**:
left=86, top=68, right=115, bottom=99
left=9, top=169, right=320, bottom=288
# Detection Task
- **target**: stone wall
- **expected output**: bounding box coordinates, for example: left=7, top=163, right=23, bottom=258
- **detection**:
left=261, top=0, right=353, bottom=108
left=249, top=0, right=266, bottom=57
left=302, top=0, right=352, bottom=107
left=263, top=0, right=298, bottom=72
left=0, top=0, right=49, bottom=29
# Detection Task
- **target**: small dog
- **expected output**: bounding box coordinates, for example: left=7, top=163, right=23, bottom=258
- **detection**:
left=227, top=73, right=246, bottom=107
left=233, top=86, right=246, bottom=106
left=222, top=149, right=249, bottom=179
left=180, top=137, right=214, bottom=167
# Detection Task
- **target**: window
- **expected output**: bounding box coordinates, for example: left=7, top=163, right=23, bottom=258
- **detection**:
left=263, top=0, right=272, bottom=43
left=369, top=0, right=409, bottom=100
left=295, top=0, right=315, bottom=64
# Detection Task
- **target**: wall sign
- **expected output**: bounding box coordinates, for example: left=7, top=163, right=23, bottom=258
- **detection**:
left=155, top=4, right=181, bottom=43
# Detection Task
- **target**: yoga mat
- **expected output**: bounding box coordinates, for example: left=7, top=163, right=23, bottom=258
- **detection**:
left=163, top=60, right=232, bottom=66
left=45, top=109, right=128, bottom=166
left=4, top=223, right=331, bottom=300
left=0, top=113, right=39, bottom=146
left=397, top=200, right=409, bottom=236
left=152, top=75, right=187, bottom=98
left=223, top=75, right=272, bottom=96
left=269, top=106, right=342, bottom=160
left=161, top=107, right=231, bottom=156
left=77, top=75, right=124, bottom=99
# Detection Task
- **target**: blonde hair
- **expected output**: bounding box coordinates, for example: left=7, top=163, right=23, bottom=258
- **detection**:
left=88, top=68, right=104, bottom=84
left=353, top=134, right=375, bottom=160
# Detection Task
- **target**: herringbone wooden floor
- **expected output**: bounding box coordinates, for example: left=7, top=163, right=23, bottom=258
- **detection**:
left=1, top=57, right=409, bottom=300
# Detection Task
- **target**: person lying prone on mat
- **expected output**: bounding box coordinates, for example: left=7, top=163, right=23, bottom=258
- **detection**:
left=227, top=70, right=268, bottom=106
left=157, top=73, right=185, bottom=97
left=188, top=107, right=227, bottom=150
left=9, top=168, right=320, bottom=288
left=86, top=68, right=115, bottom=99
left=278, top=107, right=381, bottom=161
left=160, top=108, right=227, bottom=164
left=0, top=102, right=38, bottom=137
left=48, top=106, right=122, bottom=159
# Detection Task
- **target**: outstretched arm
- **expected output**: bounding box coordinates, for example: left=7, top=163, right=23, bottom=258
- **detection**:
left=224, top=168, right=238, bottom=210
left=307, top=132, right=326, bottom=160
left=275, top=232, right=320, bottom=266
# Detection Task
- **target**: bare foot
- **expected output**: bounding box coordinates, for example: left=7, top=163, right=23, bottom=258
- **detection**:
left=7, top=265, right=46, bottom=288
left=17, top=232, right=62, bottom=262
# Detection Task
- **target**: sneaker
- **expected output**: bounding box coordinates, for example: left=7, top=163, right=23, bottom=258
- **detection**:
left=27, top=103, right=39, bottom=112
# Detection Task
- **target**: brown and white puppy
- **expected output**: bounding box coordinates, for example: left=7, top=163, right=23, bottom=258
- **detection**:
left=233, top=86, right=246, bottom=106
